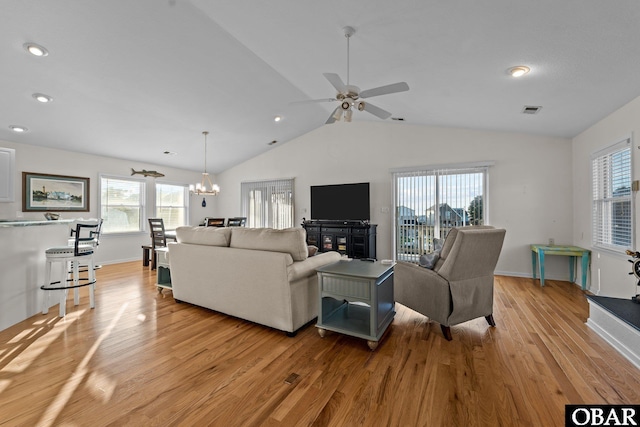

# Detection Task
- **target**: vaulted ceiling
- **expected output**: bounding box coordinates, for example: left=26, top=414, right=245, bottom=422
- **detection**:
left=2, top=0, right=640, bottom=173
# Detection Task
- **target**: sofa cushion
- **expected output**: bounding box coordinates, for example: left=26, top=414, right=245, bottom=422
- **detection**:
left=175, top=226, right=231, bottom=247
left=230, top=227, right=309, bottom=261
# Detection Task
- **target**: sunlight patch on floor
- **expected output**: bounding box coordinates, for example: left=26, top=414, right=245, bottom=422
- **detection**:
left=0, top=310, right=84, bottom=374
left=86, top=371, right=117, bottom=403
left=36, top=303, right=128, bottom=427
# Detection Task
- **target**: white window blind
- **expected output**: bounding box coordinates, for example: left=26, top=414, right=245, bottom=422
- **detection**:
left=100, top=175, right=145, bottom=234
left=592, top=138, right=633, bottom=252
left=156, top=183, right=189, bottom=230
left=392, top=163, right=488, bottom=263
left=241, top=178, right=294, bottom=229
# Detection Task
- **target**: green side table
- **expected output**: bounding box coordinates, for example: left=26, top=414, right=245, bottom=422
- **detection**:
left=531, top=244, right=591, bottom=289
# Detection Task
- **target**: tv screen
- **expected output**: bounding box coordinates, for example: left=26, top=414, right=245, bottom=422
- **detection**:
left=311, top=182, right=370, bottom=221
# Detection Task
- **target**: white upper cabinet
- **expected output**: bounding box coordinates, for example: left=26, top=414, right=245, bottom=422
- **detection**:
left=0, top=147, right=15, bottom=202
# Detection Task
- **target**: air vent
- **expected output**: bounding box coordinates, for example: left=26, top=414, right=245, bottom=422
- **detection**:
left=522, top=105, right=542, bottom=114
left=391, top=117, right=405, bottom=121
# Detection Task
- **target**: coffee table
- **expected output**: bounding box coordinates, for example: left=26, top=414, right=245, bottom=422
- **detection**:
left=316, top=260, right=395, bottom=350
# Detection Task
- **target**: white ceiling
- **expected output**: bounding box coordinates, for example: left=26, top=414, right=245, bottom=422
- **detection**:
left=2, top=0, right=640, bottom=173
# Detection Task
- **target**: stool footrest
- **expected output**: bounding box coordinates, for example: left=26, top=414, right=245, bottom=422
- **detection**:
left=41, top=279, right=97, bottom=291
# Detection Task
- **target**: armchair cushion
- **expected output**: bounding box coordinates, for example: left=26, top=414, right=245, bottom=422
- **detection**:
left=418, top=238, right=444, bottom=269
left=418, top=252, right=439, bottom=269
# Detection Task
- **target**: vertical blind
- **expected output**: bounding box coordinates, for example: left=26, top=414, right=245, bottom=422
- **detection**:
left=241, top=178, right=294, bottom=229
left=592, top=138, right=633, bottom=252
left=392, top=164, right=488, bottom=262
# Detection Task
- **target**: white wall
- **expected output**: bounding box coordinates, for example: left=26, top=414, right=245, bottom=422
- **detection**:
left=0, top=139, right=212, bottom=265
left=572, top=95, right=640, bottom=298
left=214, top=121, right=573, bottom=279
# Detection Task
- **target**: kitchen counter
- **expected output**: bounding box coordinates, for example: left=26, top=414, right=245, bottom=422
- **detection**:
left=0, top=219, right=73, bottom=227
left=0, top=220, right=73, bottom=331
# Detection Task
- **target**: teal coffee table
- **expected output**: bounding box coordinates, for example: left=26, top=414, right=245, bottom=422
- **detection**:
left=316, top=260, right=395, bottom=350
left=531, top=244, right=590, bottom=289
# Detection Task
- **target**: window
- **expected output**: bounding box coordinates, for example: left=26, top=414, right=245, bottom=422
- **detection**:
left=592, top=138, right=633, bottom=253
left=100, top=175, right=145, bottom=234
left=156, top=183, right=189, bottom=230
left=392, top=163, right=490, bottom=262
left=241, top=178, right=294, bottom=229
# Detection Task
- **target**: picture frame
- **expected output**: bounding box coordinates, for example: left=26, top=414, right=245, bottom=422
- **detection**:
left=22, top=172, right=90, bottom=212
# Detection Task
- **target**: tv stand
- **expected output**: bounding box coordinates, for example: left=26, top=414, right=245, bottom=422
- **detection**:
left=302, top=221, right=376, bottom=259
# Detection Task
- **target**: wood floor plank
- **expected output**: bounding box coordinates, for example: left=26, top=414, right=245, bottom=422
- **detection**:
left=0, top=261, right=638, bottom=426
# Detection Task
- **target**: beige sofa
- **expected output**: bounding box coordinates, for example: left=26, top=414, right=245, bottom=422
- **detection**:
left=168, top=226, right=341, bottom=334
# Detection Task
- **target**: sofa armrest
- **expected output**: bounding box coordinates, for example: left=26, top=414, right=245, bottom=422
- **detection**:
left=287, top=251, right=342, bottom=282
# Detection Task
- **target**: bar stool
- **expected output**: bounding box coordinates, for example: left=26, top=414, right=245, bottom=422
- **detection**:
left=41, top=220, right=100, bottom=317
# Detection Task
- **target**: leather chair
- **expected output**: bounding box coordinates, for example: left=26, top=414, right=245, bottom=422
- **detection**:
left=394, top=226, right=506, bottom=340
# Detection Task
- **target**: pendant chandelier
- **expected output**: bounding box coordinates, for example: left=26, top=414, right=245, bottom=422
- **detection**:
left=190, top=131, right=220, bottom=199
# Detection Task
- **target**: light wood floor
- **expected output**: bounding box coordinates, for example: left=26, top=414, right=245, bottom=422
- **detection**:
left=0, top=262, right=638, bottom=426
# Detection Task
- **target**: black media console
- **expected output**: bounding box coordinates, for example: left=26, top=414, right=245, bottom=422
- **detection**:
left=302, top=221, right=377, bottom=260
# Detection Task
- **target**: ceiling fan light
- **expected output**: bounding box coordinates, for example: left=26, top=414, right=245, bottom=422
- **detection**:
left=341, top=100, right=351, bottom=110
left=344, top=109, right=353, bottom=122
left=332, top=108, right=343, bottom=121
left=358, top=101, right=365, bottom=111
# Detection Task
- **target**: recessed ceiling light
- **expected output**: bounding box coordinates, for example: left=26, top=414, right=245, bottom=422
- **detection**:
left=32, top=93, right=53, bottom=103
left=268, top=140, right=278, bottom=145
left=274, top=116, right=282, bottom=122
left=9, top=125, right=28, bottom=133
left=508, top=66, right=530, bottom=77
left=23, top=42, right=49, bottom=57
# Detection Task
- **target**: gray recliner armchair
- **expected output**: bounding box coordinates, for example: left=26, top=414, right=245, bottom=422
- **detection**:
left=394, top=226, right=506, bottom=340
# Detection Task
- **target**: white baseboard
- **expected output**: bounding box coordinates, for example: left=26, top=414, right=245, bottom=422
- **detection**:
left=95, top=257, right=141, bottom=266
left=587, top=300, right=640, bottom=370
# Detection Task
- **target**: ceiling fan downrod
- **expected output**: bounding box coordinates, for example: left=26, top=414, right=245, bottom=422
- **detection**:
left=343, top=26, right=355, bottom=86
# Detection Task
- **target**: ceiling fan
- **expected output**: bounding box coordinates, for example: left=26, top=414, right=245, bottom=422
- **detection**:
left=299, top=26, right=409, bottom=124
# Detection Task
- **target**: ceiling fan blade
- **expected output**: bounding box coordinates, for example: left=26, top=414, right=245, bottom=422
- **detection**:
left=289, top=98, right=336, bottom=105
left=323, top=73, right=347, bottom=94
left=326, top=106, right=340, bottom=124
left=359, top=82, right=409, bottom=99
left=361, top=102, right=392, bottom=120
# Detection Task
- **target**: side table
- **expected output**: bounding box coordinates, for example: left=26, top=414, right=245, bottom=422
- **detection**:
left=316, top=260, right=395, bottom=350
left=531, top=244, right=591, bottom=289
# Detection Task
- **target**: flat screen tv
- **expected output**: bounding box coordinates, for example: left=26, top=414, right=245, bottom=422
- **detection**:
left=311, top=182, right=370, bottom=221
